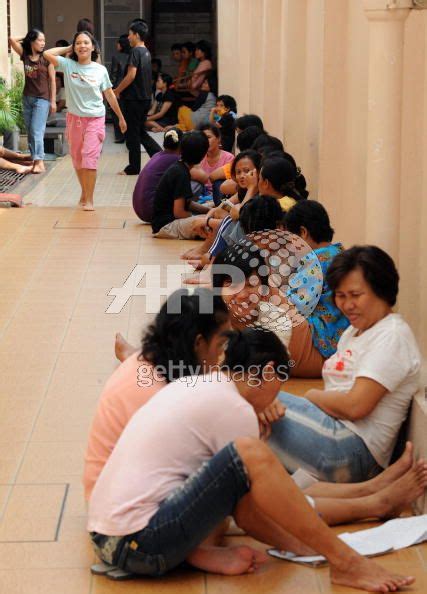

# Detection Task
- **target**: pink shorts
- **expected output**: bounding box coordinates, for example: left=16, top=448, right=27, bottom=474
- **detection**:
left=66, top=113, right=106, bottom=170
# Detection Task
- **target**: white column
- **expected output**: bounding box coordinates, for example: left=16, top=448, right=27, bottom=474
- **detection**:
left=363, top=0, right=411, bottom=259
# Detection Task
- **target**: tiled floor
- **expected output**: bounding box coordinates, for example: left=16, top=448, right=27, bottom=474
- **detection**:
left=0, top=129, right=425, bottom=593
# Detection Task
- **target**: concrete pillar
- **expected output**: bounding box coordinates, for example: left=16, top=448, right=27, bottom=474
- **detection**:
left=260, top=0, right=283, bottom=135
left=363, top=0, right=411, bottom=259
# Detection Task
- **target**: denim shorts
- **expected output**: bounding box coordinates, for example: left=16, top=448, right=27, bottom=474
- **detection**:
left=91, top=442, right=250, bottom=577
left=268, top=391, right=382, bottom=483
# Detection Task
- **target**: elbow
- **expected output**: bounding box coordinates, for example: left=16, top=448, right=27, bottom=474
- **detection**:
left=343, top=407, right=368, bottom=422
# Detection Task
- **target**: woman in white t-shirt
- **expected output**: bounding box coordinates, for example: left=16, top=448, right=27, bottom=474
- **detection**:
left=269, top=245, right=421, bottom=482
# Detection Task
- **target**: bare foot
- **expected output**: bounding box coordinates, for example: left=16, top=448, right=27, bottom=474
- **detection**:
left=32, top=161, right=45, bottom=174
left=78, top=196, right=86, bottom=209
left=15, top=164, right=33, bottom=175
left=83, top=203, right=95, bottom=211
left=114, top=332, right=138, bottom=363
left=367, top=442, right=414, bottom=494
left=181, top=247, right=205, bottom=260
left=187, top=545, right=268, bottom=575
left=188, top=259, right=205, bottom=271
left=373, top=459, right=427, bottom=518
left=331, top=555, right=415, bottom=592
left=183, top=271, right=211, bottom=286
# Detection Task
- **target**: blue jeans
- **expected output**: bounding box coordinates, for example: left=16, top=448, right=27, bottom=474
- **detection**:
left=23, top=96, right=50, bottom=160
left=268, top=392, right=382, bottom=483
left=90, top=442, right=249, bottom=577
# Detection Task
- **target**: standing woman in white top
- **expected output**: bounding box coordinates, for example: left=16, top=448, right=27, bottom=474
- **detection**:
left=269, top=245, right=421, bottom=482
left=44, top=32, right=127, bottom=211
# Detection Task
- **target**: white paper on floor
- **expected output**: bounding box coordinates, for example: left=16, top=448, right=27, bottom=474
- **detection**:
left=268, top=515, right=427, bottom=566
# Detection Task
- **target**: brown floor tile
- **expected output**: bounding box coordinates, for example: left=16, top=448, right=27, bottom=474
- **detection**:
left=0, top=568, right=91, bottom=594
left=91, top=569, right=205, bottom=594
left=0, top=486, right=11, bottom=517
left=0, top=442, right=27, bottom=483
left=16, top=442, right=86, bottom=484
left=31, top=395, right=97, bottom=442
left=0, top=399, right=40, bottom=443
left=0, top=484, right=66, bottom=542
left=61, top=314, right=129, bottom=353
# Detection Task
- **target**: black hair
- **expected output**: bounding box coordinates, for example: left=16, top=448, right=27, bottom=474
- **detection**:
left=285, top=200, right=334, bottom=244
left=140, top=288, right=229, bottom=382
left=171, top=43, right=182, bottom=51
left=70, top=31, right=99, bottom=62
left=157, top=72, right=173, bottom=88
left=212, top=240, right=269, bottom=290
left=55, top=39, right=69, bottom=48
left=180, top=131, right=209, bottom=165
left=240, top=195, right=283, bottom=234
left=223, top=328, right=289, bottom=381
left=231, top=149, right=261, bottom=179
left=260, top=157, right=296, bottom=191
left=205, top=71, right=218, bottom=96
left=260, top=148, right=287, bottom=162
left=261, top=157, right=307, bottom=202
left=217, top=94, right=237, bottom=113
left=77, top=18, right=95, bottom=35
left=22, top=29, right=44, bottom=55
left=129, top=20, right=149, bottom=41
left=118, top=34, right=130, bottom=54
left=236, top=126, right=264, bottom=151
left=195, top=39, right=212, bottom=60
left=236, top=114, right=265, bottom=132
left=163, top=127, right=183, bottom=151
left=326, top=245, right=399, bottom=307
left=280, top=152, right=309, bottom=200
left=252, top=134, right=284, bottom=154
left=152, top=57, right=162, bottom=69
left=181, top=41, right=195, bottom=54
left=200, top=123, right=221, bottom=139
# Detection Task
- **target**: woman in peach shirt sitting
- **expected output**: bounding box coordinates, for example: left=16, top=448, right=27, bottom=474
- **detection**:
left=190, top=40, right=213, bottom=95
left=83, top=289, right=230, bottom=500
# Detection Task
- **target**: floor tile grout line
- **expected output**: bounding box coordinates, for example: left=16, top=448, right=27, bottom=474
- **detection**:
left=0, top=215, right=62, bottom=342
left=54, top=483, right=70, bottom=541
left=9, top=226, right=102, bottom=486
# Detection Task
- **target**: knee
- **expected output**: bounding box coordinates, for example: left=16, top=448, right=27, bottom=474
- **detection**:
left=234, top=437, right=274, bottom=471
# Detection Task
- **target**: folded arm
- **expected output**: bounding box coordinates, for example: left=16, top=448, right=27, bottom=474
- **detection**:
left=305, top=377, right=387, bottom=422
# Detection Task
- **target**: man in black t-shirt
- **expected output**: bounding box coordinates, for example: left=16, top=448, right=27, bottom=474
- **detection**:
left=152, top=132, right=210, bottom=239
left=114, top=20, right=161, bottom=174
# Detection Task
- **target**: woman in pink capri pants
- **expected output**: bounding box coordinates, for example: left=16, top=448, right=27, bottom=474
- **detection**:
left=44, top=31, right=127, bottom=210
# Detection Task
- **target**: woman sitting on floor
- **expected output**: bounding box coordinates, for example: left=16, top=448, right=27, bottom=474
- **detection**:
left=172, top=73, right=217, bottom=132
left=132, top=128, right=183, bottom=223
left=151, top=131, right=210, bottom=240
left=87, top=326, right=416, bottom=591
left=213, top=242, right=421, bottom=482
left=189, top=39, right=213, bottom=94
left=199, top=124, right=234, bottom=195
left=84, top=288, right=231, bottom=500
left=145, top=73, right=179, bottom=132
left=282, top=200, right=350, bottom=377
